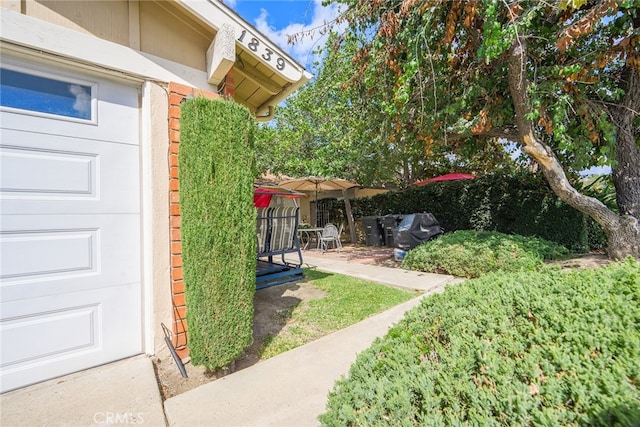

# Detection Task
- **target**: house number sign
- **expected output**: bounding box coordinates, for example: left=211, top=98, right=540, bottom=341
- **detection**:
left=235, top=27, right=309, bottom=83
left=237, top=29, right=286, bottom=71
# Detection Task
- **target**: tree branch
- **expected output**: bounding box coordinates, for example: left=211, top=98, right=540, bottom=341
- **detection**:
left=506, top=33, right=620, bottom=230
left=444, top=126, right=522, bottom=143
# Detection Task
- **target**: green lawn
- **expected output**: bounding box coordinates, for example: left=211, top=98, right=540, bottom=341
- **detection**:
left=260, top=269, right=421, bottom=358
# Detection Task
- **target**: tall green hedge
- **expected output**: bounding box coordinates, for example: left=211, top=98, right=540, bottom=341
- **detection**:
left=179, top=98, right=256, bottom=369
left=351, top=174, right=591, bottom=252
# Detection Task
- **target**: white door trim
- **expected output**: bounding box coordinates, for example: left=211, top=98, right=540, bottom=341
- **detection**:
left=140, top=81, right=154, bottom=355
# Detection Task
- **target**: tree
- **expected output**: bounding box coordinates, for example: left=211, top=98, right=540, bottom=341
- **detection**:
left=327, top=0, right=639, bottom=259
left=257, top=31, right=519, bottom=187
left=255, top=32, right=412, bottom=186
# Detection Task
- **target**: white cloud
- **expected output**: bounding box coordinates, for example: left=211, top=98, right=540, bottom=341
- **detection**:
left=69, top=84, right=91, bottom=118
left=223, top=0, right=237, bottom=8
left=253, top=0, right=345, bottom=71
left=579, top=165, right=612, bottom=176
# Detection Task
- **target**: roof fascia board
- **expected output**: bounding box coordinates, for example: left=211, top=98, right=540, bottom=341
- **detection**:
left=176, top=0, right=313, bottom=83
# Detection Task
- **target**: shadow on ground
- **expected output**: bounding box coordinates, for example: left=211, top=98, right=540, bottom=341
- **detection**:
left=233, top=280, right=327, bottom=370
left=154, top=278, right=329, bottom=399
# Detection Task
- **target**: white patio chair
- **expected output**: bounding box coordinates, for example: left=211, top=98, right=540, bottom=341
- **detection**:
left=317, top=223, right=342, bottom=252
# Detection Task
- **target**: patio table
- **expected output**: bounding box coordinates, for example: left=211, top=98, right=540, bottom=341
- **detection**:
left=297, top=227, right=323, bottom=250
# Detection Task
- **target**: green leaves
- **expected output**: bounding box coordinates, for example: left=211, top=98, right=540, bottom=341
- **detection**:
left=560, top=0, right=589, bottom=11
left=353, top=174, right=592, bottom=251
left=478, top=5, right=513, bottom=63
left=318, top=0, right=638, bottom=182
left=320, top=259, right=640, bottom=425
left=403, top=230, right=569, bottom=278
left=180, top=97, right=256, bottom=369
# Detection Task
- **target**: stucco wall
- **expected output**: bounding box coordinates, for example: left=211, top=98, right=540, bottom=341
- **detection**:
left=7, top=0, right=212, bottom=72
left=147, top=81, right=172, bottom=358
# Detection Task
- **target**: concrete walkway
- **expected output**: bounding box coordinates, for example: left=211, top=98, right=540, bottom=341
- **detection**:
left=297, top=250, right=457, bottom=292
left=164, top=294, right=429, bottom=427
left=1, top=253, right=460, bottom=427
left=164, top=254, right=459, bottom=426
left=0, top=355, right=166, bottom=427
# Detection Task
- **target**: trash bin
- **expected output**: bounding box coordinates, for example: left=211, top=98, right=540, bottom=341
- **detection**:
left=382, top=214, right=403, bottom=247
left=362, top=216, right=384, bottom=246
left=392, top=213, right=444, bottom=251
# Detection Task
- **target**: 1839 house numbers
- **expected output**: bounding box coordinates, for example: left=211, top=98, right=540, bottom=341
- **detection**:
left=237, top=29, right=286, bottom=71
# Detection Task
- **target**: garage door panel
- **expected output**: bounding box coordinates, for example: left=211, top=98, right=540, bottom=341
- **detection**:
left=1, top=214, right=140, bottom=301
left=0, top=145, right=95, bottom=195
left=0, top=65, right=139, bottom=146
left=0, top=60, right=143, bottom=392
left=0, top=130, right=140, bottom=214
left=0, top=283, right=141, bottom=392
left=1, top=303, right=101, bottom=368
left=1, top=228, right=97, bottom=280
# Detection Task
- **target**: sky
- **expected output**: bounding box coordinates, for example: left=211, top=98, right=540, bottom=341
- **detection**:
left=224, top=0, right=345, bottom=73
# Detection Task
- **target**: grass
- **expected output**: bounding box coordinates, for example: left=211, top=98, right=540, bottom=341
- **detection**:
left=259, top=269, right=421, bottom=359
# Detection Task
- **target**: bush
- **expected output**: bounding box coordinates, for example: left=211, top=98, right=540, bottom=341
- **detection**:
left=179, top=97, right=256, bottom=369
left=352, top=174, right=592, bottom=252
left=320, top=259, right=640, bottom=426
left=588, top=218, right=608, bottom=251
left=403, top=230, right=570, bottom=278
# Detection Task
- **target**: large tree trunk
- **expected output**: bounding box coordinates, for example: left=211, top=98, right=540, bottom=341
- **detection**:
left=612, top=65, right=640, bottom=196
left=507, top=38, right=640, bottom=260
left=606, top=216, right=640, bottom=260
left=609, top=65, right=640, bottom=259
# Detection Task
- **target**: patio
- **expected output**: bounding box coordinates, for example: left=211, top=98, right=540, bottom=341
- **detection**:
left=299, top=244, right=399, bottom=267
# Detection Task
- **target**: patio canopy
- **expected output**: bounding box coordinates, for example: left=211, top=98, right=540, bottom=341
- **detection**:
left=278, top=176, right=360, bottom=194
left=279, top=176, right=360, bottom=235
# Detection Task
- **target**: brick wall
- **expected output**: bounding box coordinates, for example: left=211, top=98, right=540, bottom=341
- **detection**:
left=167, top=74, right=235, bottom=360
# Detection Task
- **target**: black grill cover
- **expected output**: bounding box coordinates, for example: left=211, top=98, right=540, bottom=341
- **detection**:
left=392, top=213, right=444, bottom=250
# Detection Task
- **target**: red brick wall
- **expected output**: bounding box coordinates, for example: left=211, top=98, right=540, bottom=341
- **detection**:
left=167, top=78, right=234, bottom=360
left=222, top=68, right=235, bottom=98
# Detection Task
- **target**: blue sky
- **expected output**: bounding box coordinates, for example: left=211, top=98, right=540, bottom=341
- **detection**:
left=225, top=0, right=345, bottom=72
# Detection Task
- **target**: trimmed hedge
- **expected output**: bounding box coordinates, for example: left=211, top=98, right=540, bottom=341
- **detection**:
left=179, top=98, right=256, bottom=369
left=403, top=230, right=570, bottom=278
left=351, top=174, right=591, bottom=252
left=320, top=259, right=640, bottom=426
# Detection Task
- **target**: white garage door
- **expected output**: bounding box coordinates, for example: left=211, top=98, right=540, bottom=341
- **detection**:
left=0, top=60, right=142, bottom=392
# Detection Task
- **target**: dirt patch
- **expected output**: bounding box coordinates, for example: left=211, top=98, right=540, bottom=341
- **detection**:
left=234, top=281, right=327, bottom=369
left=154, top=280, right=326, bottom=400
left=545, top=252, right=612, bottom=270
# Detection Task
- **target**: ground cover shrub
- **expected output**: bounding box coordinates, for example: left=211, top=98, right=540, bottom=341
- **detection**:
left=320, top=259, right=640, bottom=426
left=403, top=230, right=569, bottom=278
left=179, top=97, right=256, bottom=369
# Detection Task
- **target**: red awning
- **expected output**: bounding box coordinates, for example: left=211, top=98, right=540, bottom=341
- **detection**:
left=413, top=173, right=475, bottom=186
left=254, top=186, right=304, bottom=208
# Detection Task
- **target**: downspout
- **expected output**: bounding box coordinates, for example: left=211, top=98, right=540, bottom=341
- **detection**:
left=255, top=105, right=275, bottom=122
